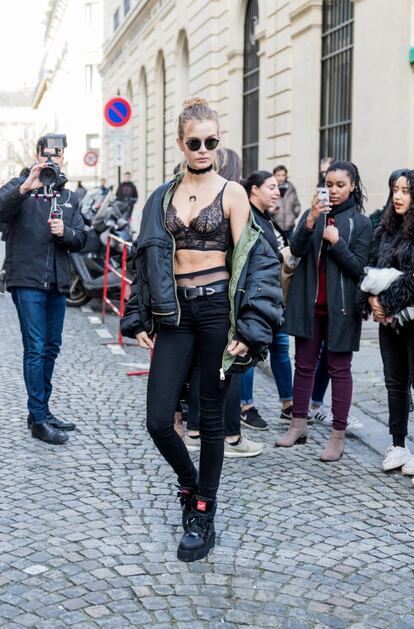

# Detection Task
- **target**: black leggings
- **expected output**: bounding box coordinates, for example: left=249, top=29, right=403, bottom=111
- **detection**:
left=379, top=321, right=414, bottom=438
left=146, top=292, right=230, bottom=499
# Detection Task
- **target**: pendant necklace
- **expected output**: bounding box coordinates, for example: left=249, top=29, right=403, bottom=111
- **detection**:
left=182, top=172, right=213, bottom=203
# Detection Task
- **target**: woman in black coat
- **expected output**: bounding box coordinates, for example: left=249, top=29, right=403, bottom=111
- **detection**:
left=363, top=169, right=414, bottom=476
left=276, top=161, right=372, bottom=461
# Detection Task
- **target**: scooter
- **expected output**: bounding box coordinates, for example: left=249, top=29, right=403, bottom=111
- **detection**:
left=67, top=196, right=135, bottom=307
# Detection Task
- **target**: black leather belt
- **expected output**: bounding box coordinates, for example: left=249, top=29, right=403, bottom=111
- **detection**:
left=177, top=283, right=229, bottom=301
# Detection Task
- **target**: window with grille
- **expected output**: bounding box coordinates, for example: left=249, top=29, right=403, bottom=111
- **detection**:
left=319, top=0, right=354, bottom=162
left=242, top=0, right=259, bottom=177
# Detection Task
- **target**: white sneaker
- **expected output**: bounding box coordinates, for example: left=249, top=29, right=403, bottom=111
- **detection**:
left=309, top=406, right=332, bottom=426
left=224, top=435, right=264, bottom=458
left=345, top=415, right=364, bottom=434
left=382, top=446, right=412, bottom=471
left=310, top=407, right=363, bottom=434
left=402, top=455, right=414, bottom=475
left=182, top=432, right=201, bottom=451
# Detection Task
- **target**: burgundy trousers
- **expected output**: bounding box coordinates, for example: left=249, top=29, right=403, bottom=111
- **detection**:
left=292, top=314, right=353, bottom=430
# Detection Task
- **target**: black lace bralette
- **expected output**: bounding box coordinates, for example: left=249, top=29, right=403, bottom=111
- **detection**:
left=166, top=183, right=230, bottom=252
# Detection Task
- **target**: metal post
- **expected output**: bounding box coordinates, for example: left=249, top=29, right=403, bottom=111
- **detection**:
left=102, top=237, right=111, bottom=323
left=118, top=243, right=128, bottom=347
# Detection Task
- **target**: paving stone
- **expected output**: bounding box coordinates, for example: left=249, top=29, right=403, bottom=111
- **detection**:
left=1, top=279, right=414, bottom=628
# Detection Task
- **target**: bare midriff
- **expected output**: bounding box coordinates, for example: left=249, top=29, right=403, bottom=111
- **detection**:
left=174, top=250, right=229, bottom=287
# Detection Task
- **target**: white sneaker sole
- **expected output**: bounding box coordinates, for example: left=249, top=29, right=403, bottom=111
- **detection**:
left=240, top=418, right=269, bottom=431
left=224, top=447, right=264, bottom=458
left=383, top=459, right=411, bottom=472
left=183, top=441, right=201, bottom=452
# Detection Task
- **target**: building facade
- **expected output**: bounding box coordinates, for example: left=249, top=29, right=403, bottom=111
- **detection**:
left=100, top=0, right=414, bottom=214
left=33, top=0, right=104, bottom=188
left=0, top=91, right=37, bottom=185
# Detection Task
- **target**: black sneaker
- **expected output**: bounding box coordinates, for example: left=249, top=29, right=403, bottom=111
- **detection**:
left=280, top=405, right=314, bottom=425
left=240, top=407, right=268, bottom=431
left=280, top=405, right=293, bottom=421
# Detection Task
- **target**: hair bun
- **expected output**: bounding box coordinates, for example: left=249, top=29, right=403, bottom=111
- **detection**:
left=182, top=97, right=209, bottom=110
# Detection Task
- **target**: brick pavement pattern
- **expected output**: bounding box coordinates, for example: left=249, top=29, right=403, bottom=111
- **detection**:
left=1, top=291, right=414, bottom=629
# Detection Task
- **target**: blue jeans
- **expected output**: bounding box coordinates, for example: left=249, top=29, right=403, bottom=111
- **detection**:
left=12, top=287, right=66, bottom=424
left=240, top=331, right=293, bottom=404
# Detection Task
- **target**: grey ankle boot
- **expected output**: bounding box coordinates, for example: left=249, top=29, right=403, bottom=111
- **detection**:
left=320, top=429, right=345, bottom=462
left=275, top=417, right=308, bottom=447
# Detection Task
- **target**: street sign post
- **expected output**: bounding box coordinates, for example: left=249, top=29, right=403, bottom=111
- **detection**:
left=104, top=97, right=132, bottom=185
left=83, top=150, right=99, bottom=167
left=115, top=143, right=124, bottom=167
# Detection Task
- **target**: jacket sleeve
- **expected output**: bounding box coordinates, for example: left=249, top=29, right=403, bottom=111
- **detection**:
left=53, top=194, right=87, bottom=252
left=291, top=185, right=301, bottom=218
left=379, top=272, right=414, bottom=316
left=289, top=210, right=316, bottom=257
left=0, top=178, right=29, bottom=223
left=367, top=226, right=383, bottom=267
left=236, top=237, right=284, bottom=352
left=354, top=227, right=382, bottom=317
left=120, top=246, right=153, bottom=338
left=327, top=218, right=373, bottom=281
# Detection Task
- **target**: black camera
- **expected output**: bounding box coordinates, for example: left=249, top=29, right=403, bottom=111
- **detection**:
left=38, top=134, right=68, bottom=187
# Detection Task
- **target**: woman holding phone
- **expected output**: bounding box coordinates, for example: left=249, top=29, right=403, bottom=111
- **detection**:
left=276, top=161, right=372, bottom=461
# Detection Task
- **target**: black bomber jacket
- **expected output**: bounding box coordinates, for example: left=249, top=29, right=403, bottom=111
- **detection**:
left=0, top=176, right=87, bottom=293
left=120, top=177, right=284, bottom=375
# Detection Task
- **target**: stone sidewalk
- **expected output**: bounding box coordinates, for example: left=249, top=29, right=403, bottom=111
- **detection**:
left=1, top=290, right=414, bottom=629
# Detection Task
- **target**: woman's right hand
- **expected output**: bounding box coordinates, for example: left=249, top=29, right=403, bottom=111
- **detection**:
left=135, top=331, right=154, bottom=350
left=310, top=193, right=330, bottom=219
left=368, top=295, right=386, bottom=322
left=305, top=193, right=329, bottom=229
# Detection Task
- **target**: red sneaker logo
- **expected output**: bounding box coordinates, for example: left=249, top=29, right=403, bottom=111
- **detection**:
left=196, top=500, right=207, bottom=512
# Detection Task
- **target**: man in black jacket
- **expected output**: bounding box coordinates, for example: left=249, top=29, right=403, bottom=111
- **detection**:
left=115, top=172, right=138, bottom=202
left=0, top=135, right=87, bottom=444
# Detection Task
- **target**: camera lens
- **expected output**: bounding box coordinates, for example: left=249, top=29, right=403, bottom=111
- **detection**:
left=39, top=160, right=59, bottom=186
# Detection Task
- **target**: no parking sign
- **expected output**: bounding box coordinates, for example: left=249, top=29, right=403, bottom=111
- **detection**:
left=104, top=97, right=132, bottom=127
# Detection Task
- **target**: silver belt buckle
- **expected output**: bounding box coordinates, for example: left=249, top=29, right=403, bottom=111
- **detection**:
left=184, top=285, right=198, bottom=300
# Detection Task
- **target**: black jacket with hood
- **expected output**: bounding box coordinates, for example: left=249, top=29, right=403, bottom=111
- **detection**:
left=283, top=199, right=372, bottom=352
left=0, top=176, right=87, bottom=293
left=120, top=176, right=285, bottom=375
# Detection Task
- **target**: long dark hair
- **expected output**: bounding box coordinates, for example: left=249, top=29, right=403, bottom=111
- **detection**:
left=241, top=170, right=273, bottom=198
left=381, top=169, right=414, bottom=239
left=326, top=160, right=367, bottom=212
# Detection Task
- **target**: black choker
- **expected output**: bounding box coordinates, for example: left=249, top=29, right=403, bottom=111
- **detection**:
left=187, top=164, right=213, bottom=175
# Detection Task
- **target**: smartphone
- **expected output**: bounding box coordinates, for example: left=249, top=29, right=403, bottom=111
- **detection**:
left=317, top=187, right=330, bottom=213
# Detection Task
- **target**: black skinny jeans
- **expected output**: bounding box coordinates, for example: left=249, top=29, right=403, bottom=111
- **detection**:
left=379, top=321, right=414, bottom=438
left=147, top=292, right=230, bottom=499
left=186, top=364, right=241, bottom=437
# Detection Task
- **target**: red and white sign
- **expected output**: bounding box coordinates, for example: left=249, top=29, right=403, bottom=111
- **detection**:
left=84, top=150, right=99, bottom=167
left=104, top=97, right=132, bottom=127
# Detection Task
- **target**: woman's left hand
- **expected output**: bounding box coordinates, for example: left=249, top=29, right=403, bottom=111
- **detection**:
left=227, top=340, right=249, bottom=357
left=323, top=225, right=339, bottom=245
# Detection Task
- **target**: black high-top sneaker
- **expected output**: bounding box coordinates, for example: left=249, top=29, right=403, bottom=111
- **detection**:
left=176, top=471, right=199, bottom=531
left=177, top=495, right=217, bottom=562
left=176, top=485, right=196, bottom=531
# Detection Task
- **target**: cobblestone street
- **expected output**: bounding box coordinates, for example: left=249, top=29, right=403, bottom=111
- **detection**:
left=1, top=288, right=414, bottom=629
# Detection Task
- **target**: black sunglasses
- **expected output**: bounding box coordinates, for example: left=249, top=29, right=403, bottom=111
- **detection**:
left=185, top=137, right=219, bottom=152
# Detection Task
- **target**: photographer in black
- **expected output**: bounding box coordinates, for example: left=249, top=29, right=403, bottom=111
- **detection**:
left=0, top=134, right=86, bottom=444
